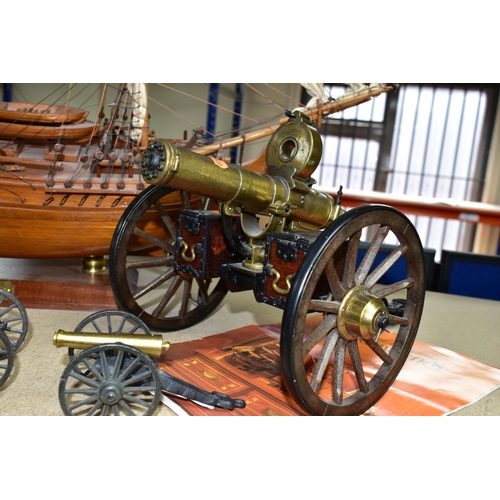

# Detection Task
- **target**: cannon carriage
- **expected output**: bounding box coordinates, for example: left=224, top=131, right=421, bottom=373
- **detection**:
left=101, top=109, right=426, bottom=416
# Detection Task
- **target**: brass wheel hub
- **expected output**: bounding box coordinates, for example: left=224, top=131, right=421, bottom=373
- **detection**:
left=337, top=285, right=390, bottom=341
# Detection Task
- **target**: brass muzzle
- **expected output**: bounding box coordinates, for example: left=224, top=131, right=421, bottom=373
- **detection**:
left=53, top=330, right=171, bottom=358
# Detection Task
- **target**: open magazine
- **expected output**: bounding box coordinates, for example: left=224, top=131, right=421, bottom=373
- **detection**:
left=157, top=324, right=500, bottom=416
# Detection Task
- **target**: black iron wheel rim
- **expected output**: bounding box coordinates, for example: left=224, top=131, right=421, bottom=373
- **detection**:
left=59, top=343, right=161, bottom=416
left=0, top=330, right=15, bottom=388
left=280, top=205, right=426, bottom=416
left=0, top=290, right=28, bottom=354
left=108, top=185, right=228, bottom=332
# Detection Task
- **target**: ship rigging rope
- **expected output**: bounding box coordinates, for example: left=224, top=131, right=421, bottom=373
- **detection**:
left=47, top=84, right=77, bottom=186
left=0, top=165, right=36, bottom=190
left=244, top=83, right=291, bottom=114
left=151, top=83, right=299, bottom=145
left=102, top=86, right=133, bottom=186
left=262, top=83, right=304, bottom=108
left=0, top=83, right=69, bottom=146
left=65, top=83, right=111, bottom=185
left=157, top=83, right=259, bottom=126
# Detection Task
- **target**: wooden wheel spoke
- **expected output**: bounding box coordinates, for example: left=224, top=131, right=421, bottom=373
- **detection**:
left=324, top=259, right=346, bottom=300
left=196, top=278, right=211, bottom=304
left=332, top=337, right=347, bottom=405
left=388, top=314, right=409, bottom=326
left=310, top=328, right=339, bottom=393
left=133, top=268, right=176, bottom=300
left=179, top=279, right=193, bottom=316
left=374, top=278, right=415, bottom=298
left=355, top=225, right=389, bottom=285
left=346, top=341, right=369, bottom=393
left=365, top=243, right=408, bottom=289
left=308, top=299, right=340, bottom=314
left=152, top=275, right=184, bottom=316
left=154, top=200, right=179, bottom=239
left=364, top=337, right=393, bottom=364
left=125, top=256, right=174, bottom=269
left=342, top=230, right=362, bottom=288
left=303, top=314, right=337, bottom=356
left=132, top=227, right=175, bottom=254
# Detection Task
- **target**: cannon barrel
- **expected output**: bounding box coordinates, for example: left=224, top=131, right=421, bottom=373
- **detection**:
left=53, top=330, right=171, bottom=358
left=140, top=113, right=341, bottom=230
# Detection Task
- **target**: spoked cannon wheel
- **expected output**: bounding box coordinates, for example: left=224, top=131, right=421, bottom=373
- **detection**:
left=0, top=289, right=28, bottom=354
left=280, top=205, right=426, bottom=416
left=59, top=343, right=161, bottom=416
left=0, top=330, right=15, bottom=388
left=109, top=185, right=228, bottom=331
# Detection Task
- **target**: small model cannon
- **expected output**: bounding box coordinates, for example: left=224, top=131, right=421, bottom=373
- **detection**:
left=108, top=111, right=426, bottom=416
left=54, top=309, right=245, bottom=416
left=0, top=289, right=28, bottom=389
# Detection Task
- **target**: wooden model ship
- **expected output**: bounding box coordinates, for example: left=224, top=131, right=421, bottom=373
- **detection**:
left=0, top=83, right=394, bottom=259
left=0, top=84, right=175, bottom=258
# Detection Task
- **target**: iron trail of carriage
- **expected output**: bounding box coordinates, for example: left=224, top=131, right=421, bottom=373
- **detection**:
left=102, top=109, right=426, bottom=416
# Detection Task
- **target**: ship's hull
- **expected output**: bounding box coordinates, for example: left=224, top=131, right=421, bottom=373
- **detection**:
left=0, top=182, right=192, bottom=259
left=0, top=137, right=192, bottom=259
left=1, top=196, right=130, bottom=258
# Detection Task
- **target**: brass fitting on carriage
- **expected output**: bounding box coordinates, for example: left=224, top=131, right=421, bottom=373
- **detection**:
left=53, top=330, right=171, bottom=358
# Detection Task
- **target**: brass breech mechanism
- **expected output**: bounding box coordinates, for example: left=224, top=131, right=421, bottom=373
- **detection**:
left=140, top=111, right=344, bottom=304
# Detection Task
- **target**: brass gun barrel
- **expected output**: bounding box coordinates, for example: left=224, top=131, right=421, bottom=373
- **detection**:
left=140, top=140, right=338, bottom=229
left=53, top=330, right=171, bottom=358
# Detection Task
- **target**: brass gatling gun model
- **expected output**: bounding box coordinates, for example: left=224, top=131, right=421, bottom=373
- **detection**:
left=141, top=111, right=344, bottom=282
left=142, top=111, right=342, bottom=230
left=108, top=102, right=426, bottom=416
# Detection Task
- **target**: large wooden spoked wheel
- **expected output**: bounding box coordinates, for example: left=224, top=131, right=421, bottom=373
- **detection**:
left=280, top=205, right=426, bottom=416
left=109, top=185, right=228, bottom=332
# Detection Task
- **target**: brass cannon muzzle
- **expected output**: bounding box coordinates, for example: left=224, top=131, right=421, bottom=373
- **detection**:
left=53, top=330, right=171, bottom=358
